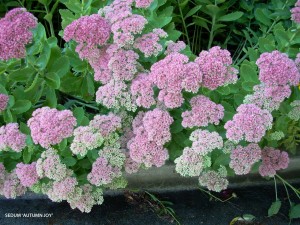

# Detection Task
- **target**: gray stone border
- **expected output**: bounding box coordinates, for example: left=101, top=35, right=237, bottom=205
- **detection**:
left=2, top=156, right=300, bottom=199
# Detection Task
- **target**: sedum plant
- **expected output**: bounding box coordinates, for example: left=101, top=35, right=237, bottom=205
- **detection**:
left=0, top=0, right=299, bottom=215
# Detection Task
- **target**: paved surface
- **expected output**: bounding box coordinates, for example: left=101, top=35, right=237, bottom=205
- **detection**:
left=0, top=183, right=299, bottom=225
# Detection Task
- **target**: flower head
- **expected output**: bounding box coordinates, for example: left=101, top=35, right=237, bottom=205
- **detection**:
left=28, top=107, right=76, bottom=148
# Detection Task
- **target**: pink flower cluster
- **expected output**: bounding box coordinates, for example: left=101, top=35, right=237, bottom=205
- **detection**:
left=195, top=46, right=238, bottom=90
left=135, top=0, right=154, bottom=8
left=90, top=113, right=122, bottom=136
left=165, top=41, right=186, bottom=55
left=291, top=0, right=300, bottom=23
left=229, top=144, right=261, bottom=175
left=86, top=46, right=112, bottom=84
left=134, top=29, right=167, bottom=57
left=63, top=14, right=111, bottom=58
left=128, top=109, right=173, bottom=167
left=68, top=185, right=104, bottom=213
left=259, top=147, right=289, bottom=177
left=189, top=129, right=223, bottom=155
left=0, top=123, right=26, bottom=152
left=47, top=177, right=78, bottom=202
left=28, top=107, right=76, bottom=148
left=225, top=104, right=273, bottom=143
left=150, top=53, right=202, bottom=108
left=112, top=14, right=147, bottom=47
left=1, top=170, right=26, bottom=199
left=71, top=113, right=121, bottom=156
left=96, top=80, right=136, bottom=111
left=175, top=147, right=211, bottom=177
left=0, top=94, right=9, bottom=112
left=15, top=162, right=39, bottom=187
left=87, top=148, right=125, bottom=186
left=244, top=84, right=291, bottom=112
left=0, top=8, right=37, bottom=60
left=107, top=45, right=139, bottom=81
left=124, top=151, right=141, bottom=174
left=131, top=73, right=156, bottom=108
left=256, top=51, right=300, bottom=86
left=198, top=166, right=228, bottom=192
left=36, top=148, right=68, bottom=181
left=182, top=95, right=224, bottom=128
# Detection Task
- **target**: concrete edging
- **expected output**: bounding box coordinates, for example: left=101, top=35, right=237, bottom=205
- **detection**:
left=2, top=156, right=300, bottom=199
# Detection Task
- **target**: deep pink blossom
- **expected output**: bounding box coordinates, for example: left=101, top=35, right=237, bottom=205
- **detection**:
left=259, top=147, right=289, bottom=177
left=15, top=162, right=39, bottom=187
left=131, top=73, right=156, bottom=108
left=135, top=0, right=154, bottom=8
left=0, top=123, right=26, bottom=152
left=27, top=107, right=76, bottom=148
left=225, top=104, right=273, bottom=143
left=291, top=0, right=300, bottom=23
left=195, top=46, right=238, bottom=90
left=150, top=53, right=202, bottom=108
left=0, top=94, right=9, bottom=112
left=182, top=95, right=224, bottom=128
left=244, top=84, right=291, bottom=111
left=134, top=31, right=165, bottom=57
left=0, top=8, right=37, bottom=60
left=256, top=51, right=300, bottom=86
left=111, top=14, right=147, bottom=47
left=230, top=144, right=261, bottom=175
left=165, top=41, right=186, bottom=55
left=107, top=45, right=139, bottom=81
left=63, top=14, right=111, bottom=57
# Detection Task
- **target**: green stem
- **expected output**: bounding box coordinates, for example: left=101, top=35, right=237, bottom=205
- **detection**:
left=236, top=0, right=290, bottom=66
left=276, top=174, right=300, bottom=199
left=274, top=177, right=278, bottom=200
left=199, top=187, right=236, bottom=203
left=177, top=0, right=191, bottom=46
left=208, top=15, right=216, bottom=49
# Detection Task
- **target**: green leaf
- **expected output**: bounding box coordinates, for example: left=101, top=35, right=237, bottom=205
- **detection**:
left=167, top=142, right=183, bottom=161
left=254, top=8, right=272, bottom=26
left=62, top=156, right=77, bottom=167
left=48, top=56, right=70, bottom=78
left=170, top=119, right=183, bottom=133
left=58, top=139, right=68, bottom=151
left=45, top=72, right=60, bottom=89
left=73, top=107, right=85, bottom=125
left=23, top=148, right=32, bottom=164
left=11, top=100, right=32, bottom=114
left=268, top=200, right=281, bottom=217
left=289, top=204, right=300, bottom=219
left=240, top=63, right=258, bottom=82
left=218, top=11, right=244, bottom=22
left=9, top=67, right=36, bottom=82
left=234, top=94, right=244, bottom=106
left=0, top=84, right=8, bottom=95
left=184, top=5, right=202, bottom=19
left=45, top=87, right=57, bottom=108
left=242, top=81, right=257, bottom=92
left=59, top=9, right=80, bottom=29
left=3, top=109, right=13, bottom=123
left=35, top=42, right=51, bottom=70
left=205, top=5, right=220, bottom=17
